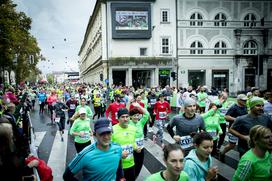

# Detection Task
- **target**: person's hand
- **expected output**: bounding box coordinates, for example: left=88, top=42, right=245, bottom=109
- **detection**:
left=122, top=150, right=128, bottom=158
left=135, top=147, right=142, bottom=153
left=132, top=102, right=140, bottom=108
left=173, top=135, right=181, bottom=142
left=27, top=160, right=39, bottom=168
left=79, top=131, right=85, bottom=137
left=243, top=135, right=250, bottom=143
left=211, top=105, right=217, bottom=111
left=206, top=166, right=218, bottom=181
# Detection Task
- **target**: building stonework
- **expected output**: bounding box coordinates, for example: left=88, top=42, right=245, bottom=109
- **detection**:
left=79, top=0, right=272, bottom=94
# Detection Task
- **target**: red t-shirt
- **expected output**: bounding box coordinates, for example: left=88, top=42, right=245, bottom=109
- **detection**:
left=106, top=102, right=126, bottom=125
left=129, top=101, right=145, bottom=112
left=153, top=101, right=171, bottom=120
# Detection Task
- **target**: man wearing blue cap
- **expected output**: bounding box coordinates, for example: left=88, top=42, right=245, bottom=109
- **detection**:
left=63, top=118, right=124, bottom=181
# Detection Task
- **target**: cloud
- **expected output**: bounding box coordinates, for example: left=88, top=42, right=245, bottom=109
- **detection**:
left=13, top=0, right=96, bottom=74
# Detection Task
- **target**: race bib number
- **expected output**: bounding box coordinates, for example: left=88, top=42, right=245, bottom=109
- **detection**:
left=70, top=104, right=76, bottom=110
left=166, top=96, right=170, bottom=101
left=220, top=108, right=228, bottom=115
left=121, top=144, right=133, bottom=158
left=80, top=131, right=90, bottom=140
left=179, top=135, right=193, bottom=149
left=150, top=99, right=156, bottom=105
left=228, top=133, right=238, bottom=143
left=208, top=131, right=217, bottom=138
left=159, top=112, right=166, bottom=119
left=136, top=138, right=144, bottom=147
left=39, top=101, right=42, bottom=104
left=55, top=117, right=60, bottom=123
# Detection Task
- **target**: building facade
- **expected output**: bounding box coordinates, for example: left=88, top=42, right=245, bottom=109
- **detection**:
left=177, top=0, right=272, bottom=94
left=79, top=0, right=272, bottom=94
left=79, top=0, right=177, bottom=88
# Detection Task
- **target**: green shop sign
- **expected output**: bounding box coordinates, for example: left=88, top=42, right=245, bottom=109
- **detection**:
left=159, top=69, right=170, bottom=75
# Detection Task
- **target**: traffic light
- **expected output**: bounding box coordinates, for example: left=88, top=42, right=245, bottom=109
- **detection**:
left=100, top=73, right=103, bottom=81
left=171, top=72, right=176, bottom=81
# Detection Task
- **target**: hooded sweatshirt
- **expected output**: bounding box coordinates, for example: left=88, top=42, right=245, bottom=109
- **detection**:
left=183, top=149, right=212, bottom=181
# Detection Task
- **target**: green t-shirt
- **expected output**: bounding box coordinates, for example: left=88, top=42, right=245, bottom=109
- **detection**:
left=129, top=112, right=149, bottom=148
left=201, top=109, right=222, bottom=140
left=112, top=124, right=137, bottom=169
left=214, top=99, right=233, bottom=124
left=70, top=117, right=92, bottom=144
left=197, top=92, right=208, bottom=107
left=141, top=98, right=148, bottom=109
left=145, top=171, right=189, bottom=181
left=75, top=105, right=93, bottom=118
left=233, top=149, right=272, bottom=181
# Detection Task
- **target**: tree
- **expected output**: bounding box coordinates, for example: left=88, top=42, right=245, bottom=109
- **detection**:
left=46, top=73, right=54, bottom=84
left=0, top=0, right=41, bottom=84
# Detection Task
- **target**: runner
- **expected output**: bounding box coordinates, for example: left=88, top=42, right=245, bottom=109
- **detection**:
left=229, top=97, right=272, bottom=157
left=147, top=88, right=158, bottom=132
left=92, top=92, right=102, bottom=119
left=111, top=108, right=140, bottom=181
left=146, top=143, right=189, bottom=181
left=233, top=125, right=272, bottom=181
left=153, top=94, right=171, bottom=147
left=220, top=94, right=248, bottom=162
left=129, top=103, right=150, bottom=179
left=167, top=98, right=205, bottom=155
left=63, top=118, right=125, bottom=181
left=53, top=97, right=68, bottom=141
left=66, top=95, right=78, bottom=126
left=74, top=97, right=93, bottom=119
left=201, top=103, right=222, bottom=156
left=70, top=108, right=92, bottom=153
left=196, top=86, right=208, bottom=113
left=183, top=132, right=218, bottom=181
left=37, top=90, right=47, bottom=114
left=106, top=94, right=125, bottom=125
left=46, top=90, right=58, bottom=125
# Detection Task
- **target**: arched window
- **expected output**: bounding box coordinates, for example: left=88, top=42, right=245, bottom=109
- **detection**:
left=214, top=41, right=227, bottom=54
left=214, top=13, right=227, bottom=26
left=244, top=13, right=256, bottom=27
left=243, top=41, right=257, bottom=54
left=190, top=13, right=203, bottom=26
left=190, top=41, right=203, bottom=54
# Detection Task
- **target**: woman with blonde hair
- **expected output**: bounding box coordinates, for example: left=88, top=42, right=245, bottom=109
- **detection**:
left=233, top=125, right=272, bottom=181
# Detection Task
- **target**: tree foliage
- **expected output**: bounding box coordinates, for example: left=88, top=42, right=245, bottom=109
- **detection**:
left=46, top=73, right=54, bottom=84
left=0, top=0, right=41, bottom=84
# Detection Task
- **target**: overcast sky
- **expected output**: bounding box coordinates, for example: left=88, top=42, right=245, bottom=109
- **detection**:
left=13, top=0, right=96, bottom=74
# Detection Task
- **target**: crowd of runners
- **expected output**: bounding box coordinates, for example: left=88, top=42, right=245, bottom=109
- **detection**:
left=0, top=82, right=272, bottom=180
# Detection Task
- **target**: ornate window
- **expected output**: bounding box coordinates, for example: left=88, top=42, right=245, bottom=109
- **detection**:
left=243, top=41, right=257, bottom=54
left=214, top=41, right=227, bottom=54
left=214, top=13, right=227, bottom=26
left=190, top=13, right=203, bottom=26
left=244, top=13, right=256, bottom=27
left=190, top=41, right=203, bottom=54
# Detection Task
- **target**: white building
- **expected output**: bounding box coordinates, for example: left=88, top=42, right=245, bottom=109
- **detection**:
left=79, top=0, right=272, bottom=94
left=177, top=0, right=272, bottom=94
left=79, top=0, right=177, bottom=88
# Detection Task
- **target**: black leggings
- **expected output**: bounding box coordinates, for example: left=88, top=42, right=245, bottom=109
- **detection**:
left=56, top=116, right=65, bottom=131
left=218, top=123, right=227, bottom=149
left=133, top=149, right=144, bottom=179
left=93, top=106, right=101, bottom=119
left=123, top=166, right=135, bottom=181
left=48, top=105, right=54, bottom=121
left=74, top=141, right=91, bottom=153
left=39, top=102, right=45, bottom=112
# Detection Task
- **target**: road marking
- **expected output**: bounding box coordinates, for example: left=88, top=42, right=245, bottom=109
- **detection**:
left=34, top=131, right=46, bottom=147
left=47, top=130, right=68, bottom=181
left=136, top=165, right=150, bottom=181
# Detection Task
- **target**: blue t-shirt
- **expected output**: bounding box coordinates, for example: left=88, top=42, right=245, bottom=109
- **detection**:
left=68, top=142, right=122, bottom=181
left=37, top=93, right=47, bottom=102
